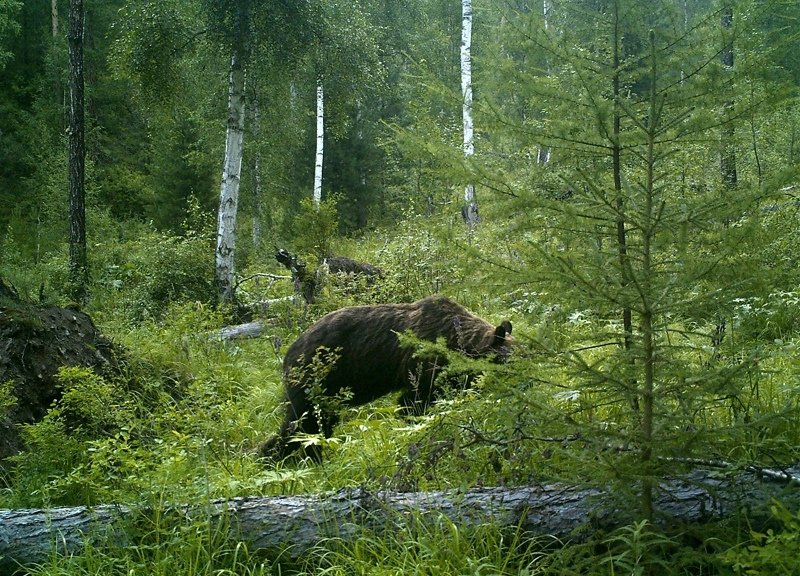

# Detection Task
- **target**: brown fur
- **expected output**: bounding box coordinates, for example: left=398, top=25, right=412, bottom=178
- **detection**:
left=262, top=295, right=512, bottom=461
left=274, top=249, right=383, bottom=304
left=323, top=256, right=382, bottom=279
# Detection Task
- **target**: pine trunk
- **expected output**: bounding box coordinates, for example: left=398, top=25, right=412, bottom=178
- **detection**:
left=720, top=5, right=737, bottom=189
left=68, top=0, right=87, bottom=303
left=216, top=54, right=246, bottom=303
left=52, top=0, right=58, bottom=37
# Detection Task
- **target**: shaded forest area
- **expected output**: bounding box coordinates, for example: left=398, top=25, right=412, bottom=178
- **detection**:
left=2, top=0, right=800, bottom=574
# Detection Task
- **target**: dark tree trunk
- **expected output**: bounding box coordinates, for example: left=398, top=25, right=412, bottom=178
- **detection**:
left=51, top=0, right=58, bottom=37
left=68, top=0, right=87, bottom=303
left=611, top=3, right=637, bottom=416
left=720, top=4, right=737, bottom=189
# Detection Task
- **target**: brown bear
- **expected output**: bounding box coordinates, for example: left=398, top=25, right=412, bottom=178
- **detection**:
left=262, top=295, right=512, bottom=461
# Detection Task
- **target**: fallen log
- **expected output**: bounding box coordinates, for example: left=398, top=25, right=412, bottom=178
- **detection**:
left=0, top=470, right=797, bottom=571
left=215, top=320, right=267, bottom=340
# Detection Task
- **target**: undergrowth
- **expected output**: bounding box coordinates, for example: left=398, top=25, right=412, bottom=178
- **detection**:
left=1, top=212, right=799, bottom=575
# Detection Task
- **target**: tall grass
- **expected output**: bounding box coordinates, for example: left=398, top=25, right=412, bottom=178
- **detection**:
left=3, top=213, right=800, bottom=574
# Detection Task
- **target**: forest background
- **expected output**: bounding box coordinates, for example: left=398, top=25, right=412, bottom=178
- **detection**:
left=2, top=0, right=800, bottom=574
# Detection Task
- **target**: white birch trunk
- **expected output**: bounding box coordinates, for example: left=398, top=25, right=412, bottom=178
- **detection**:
left=538, top=0, right=552, bottom=164
left=313, top=80, right=324, bottom=209
left=543, top=0, right=552, bottom=30
left=216, top=54, right=246, bottom=303
left=461, top=0, right=479, bottom=226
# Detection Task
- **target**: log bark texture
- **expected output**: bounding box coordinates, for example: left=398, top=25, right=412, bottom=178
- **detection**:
left=1, top=470, right=797, bottom=572
left=216, top=320, right=267, bottom=340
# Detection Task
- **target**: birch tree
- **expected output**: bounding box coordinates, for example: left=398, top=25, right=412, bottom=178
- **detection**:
left=302, top=0, right=382, bottom=214
left=51, top=0, right=57, bottom=37
left=216, top=50, right=246, bottom=303
left=461, top=0, right=479, bottom=227
left=200, top=0, right=317, bottom=303
left=313, top=79, right=324, bottom=208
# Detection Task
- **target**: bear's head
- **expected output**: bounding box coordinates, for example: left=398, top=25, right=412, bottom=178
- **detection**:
left=491, top=320, right=514, bottom=358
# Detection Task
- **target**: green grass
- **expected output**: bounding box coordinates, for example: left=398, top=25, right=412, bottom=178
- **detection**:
left=3, top=214, right=800, bottom=575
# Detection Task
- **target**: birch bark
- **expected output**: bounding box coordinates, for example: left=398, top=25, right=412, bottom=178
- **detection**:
left=313, top=79, right=324, bottom=208
left=216, top=53, right=246, bottom=303
left=461, top=0, right=479, bottom=226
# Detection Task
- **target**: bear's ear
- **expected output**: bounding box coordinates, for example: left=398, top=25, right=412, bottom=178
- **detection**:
left=493, top=322, right=508, bottom=343
left=493, top=321, right=514, bottom=346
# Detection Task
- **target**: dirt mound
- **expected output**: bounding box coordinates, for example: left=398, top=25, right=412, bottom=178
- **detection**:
left=0, top=280, right=120, bottom=468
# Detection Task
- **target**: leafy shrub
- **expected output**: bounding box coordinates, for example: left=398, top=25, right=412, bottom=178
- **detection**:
left=723, top=501, right=800, bottom=575
left=97, top=230, right=216, bottom=322
left=601, top=521, right=675, bottom=576
left=372, top=215, right=466, bottom=302
left=56, top=366, right=130, bottom=435
left=732, top=291, right=800, bottom=343
left=292, top=195, right=340, bottom=263
left=8, top=367, right=133, bottom=506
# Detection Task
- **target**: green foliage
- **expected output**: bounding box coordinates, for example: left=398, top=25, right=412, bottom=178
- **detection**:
left=601, top=521, right=676, bottom=576
left=56, top=366, right=130, bottom=435
left=296, top=346, right=350, bottom=436
left=734, top=291, right=800, bottom=344
left=2, top=0, right=800, bottom=573
left=95, top=228, right=216, bottom=322
left=722, top=501, right=800, bottom=575
left=299, top=516, right=546, bottom=576
left=372, top=214, right=468, bottom=303
left=0, top=379, right=15, bottom=416
left=25, top=514, right=280, bottom=576
left=292, top=195, right=341, bottom=263
left=6, top=302, right=278, bottom=508
left=110, top=0, right=200, bottom=104
left=8, top=366, right=131, bottom=506
left=0, top=0, right=21, bottom=69
left=448, top=0, right=800, bottom=524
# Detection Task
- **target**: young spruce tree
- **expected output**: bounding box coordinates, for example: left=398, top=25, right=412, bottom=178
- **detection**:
left=481, top=0, right=795, bottom=521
